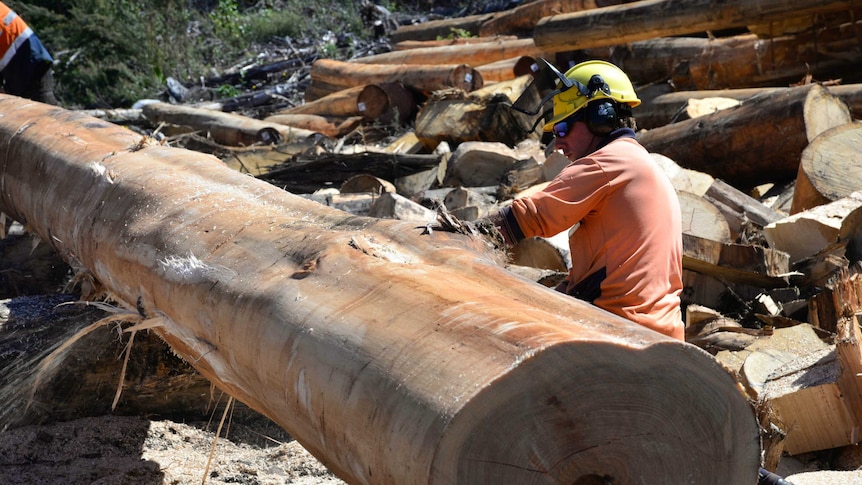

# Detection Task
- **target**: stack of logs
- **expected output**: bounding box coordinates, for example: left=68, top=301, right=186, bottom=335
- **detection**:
left=5, top=0, right=862, bottom=482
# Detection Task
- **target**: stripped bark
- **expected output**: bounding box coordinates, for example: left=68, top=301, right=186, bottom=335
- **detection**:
left=0, top=95, right=760, bottom=485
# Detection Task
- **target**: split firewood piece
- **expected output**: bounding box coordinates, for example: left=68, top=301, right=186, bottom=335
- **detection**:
left=762, top=312, right=862, bottom=455
left=808, top=265, right=862, bottom=335
left=534, top=0, right=855, bottom=53
left=738, top=324, right=831, bottom=400
left=368, top=192, right=437, bottom=222
left=509, top=231, right=571, bottom=273
left=415, top=74, right=540, bottom=148
left=278, top=85, right=366, bottom=117
left=678, top=191, right=732, bottom=244
left=703, top=179, right=786, bottom=241
left=475, top=56, right=536, bottom=84
left=764, top=191, right=862, bottom=264
left=393, top=35, right=519, bottom=51
left=682, top=233, right=790, bottom=288
left=301, top=191, right=376, bottom=217
left=444, top=141, right=520, bottom=187
left=263, top=113, right=362, bottom=138
left=307, top=59, right=482, bottom=101
left=791, top=122, right=862, bottom=214
left=141, top=102, right=318, bottom=146
left=637, top=84, right=851, bottom=191
left=382, top=131, right=426, bottom=155
left=0, top=95, right=762, bottom=484
left=650, top=153, right=714, bottom=196
left=356, top=82, right=417, bottom=124
left=353, top=37, right=546, bottom=69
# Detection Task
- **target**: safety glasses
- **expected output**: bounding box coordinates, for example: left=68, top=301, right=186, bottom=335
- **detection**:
left=552, top=111, right=585, bottom=138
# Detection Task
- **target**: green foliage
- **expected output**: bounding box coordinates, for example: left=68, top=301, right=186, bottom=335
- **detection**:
left=438, top=27, right=475, bottom=40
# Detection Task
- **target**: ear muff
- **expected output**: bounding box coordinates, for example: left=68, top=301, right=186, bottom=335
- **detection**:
left=585, top=100, right=617, bottom=136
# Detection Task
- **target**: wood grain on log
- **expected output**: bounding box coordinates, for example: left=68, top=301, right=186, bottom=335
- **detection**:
left=791, top=122, right=862, bottom=214
left=0, top=95, right=761, bottom=485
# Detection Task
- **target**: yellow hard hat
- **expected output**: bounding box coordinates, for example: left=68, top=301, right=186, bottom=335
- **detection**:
left=542, top=60, right=641, bottom=132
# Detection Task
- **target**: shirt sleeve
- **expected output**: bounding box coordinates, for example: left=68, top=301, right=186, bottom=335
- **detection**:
left=509, top=158, right=611, bottom=239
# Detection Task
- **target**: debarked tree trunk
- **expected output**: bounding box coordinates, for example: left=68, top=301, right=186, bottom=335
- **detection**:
left=0, top=95, right=761, bottom=485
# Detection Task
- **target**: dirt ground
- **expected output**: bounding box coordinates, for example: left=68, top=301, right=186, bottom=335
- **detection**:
left=0, top=413, right=345, bottom=485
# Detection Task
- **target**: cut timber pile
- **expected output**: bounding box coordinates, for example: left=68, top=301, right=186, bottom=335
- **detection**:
left=5, top=0, right=862, bottom=483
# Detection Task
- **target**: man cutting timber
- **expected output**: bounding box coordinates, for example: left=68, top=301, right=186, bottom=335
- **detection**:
left=492, top=60, right=684, bottom=340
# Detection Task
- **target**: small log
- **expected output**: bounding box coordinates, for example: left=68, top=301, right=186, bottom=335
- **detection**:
left=75, top=108, right=145, bottom=125
left=393, top=35, right=519, bottom=51
left=791, top=121, right=862, bottom=214
left=636, top=84, right=851, bottom=191
left=476, top=56, right=537, bottom=84
left=534, top=0, right=856, bottom=52
left=308, top=59, right=482, bottom=100
left=356, top=82, right=418, bottom=124
left=278, top=85, right=366, bottom=117
left=263, top=113, right=362, bottom=138
left=444, top=141, right=520, bottom=187
left=353, top=38, right=546, bottom=68
left=141, top=102, right=317, bottom=146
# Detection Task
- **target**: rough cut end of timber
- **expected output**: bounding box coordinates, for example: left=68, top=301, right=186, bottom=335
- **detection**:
left=791, top=121, right=862, bottom=214
left=0, top=95, right=760, bottom=485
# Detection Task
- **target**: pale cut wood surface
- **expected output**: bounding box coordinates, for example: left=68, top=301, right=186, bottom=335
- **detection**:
left=0, top=95, right=761, bottom=484
left=791, top=122, right=862, bottom=214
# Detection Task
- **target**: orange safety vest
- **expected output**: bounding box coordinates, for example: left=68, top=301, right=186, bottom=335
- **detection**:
left=0, top=2, right=33, bottom=71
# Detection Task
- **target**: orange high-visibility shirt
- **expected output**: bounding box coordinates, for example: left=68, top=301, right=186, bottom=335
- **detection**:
left=0, top=2, right=33, bottom=72
left=509, top=136, right=684, bottom=340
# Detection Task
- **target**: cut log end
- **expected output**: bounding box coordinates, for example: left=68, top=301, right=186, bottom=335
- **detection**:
left=431, top=341, right=761, bottom=484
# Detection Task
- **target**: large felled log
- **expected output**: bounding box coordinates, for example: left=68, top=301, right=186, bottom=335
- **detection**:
left=637, top=84, right=862, bottom=131
left=307, top=58, right=482, bottom=100
left=278, top=85, right=366, bottom=117
left=791, top=121, right=862, bottom=214
left=533, top=0, right=856, bottom=52
left=588, top=20, right=862, bottom=92
left=393, top=35, right=519, bottom=51
left=0, top=95, right=761, bottom=484
left=353, top=38, right=546, bottom=68
left=636, top=84, right=851, bottom=190
left=141, top=102, right=318, bottom=146
left=262, top=113, right=363, bottom=138
left=389, top=13, right=495, bottom=43
left=477, top=0, right=628, bottom=37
